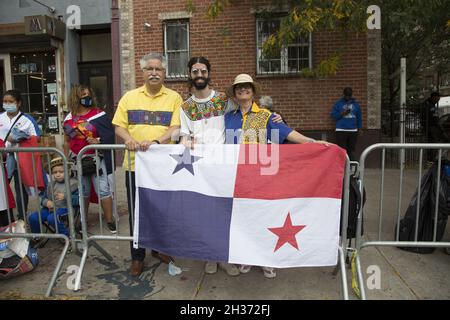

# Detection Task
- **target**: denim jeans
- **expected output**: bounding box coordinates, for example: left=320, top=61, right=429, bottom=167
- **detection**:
left=28, top=207, right=69, bottom=236
left=81, top=158, right=111, bottom=199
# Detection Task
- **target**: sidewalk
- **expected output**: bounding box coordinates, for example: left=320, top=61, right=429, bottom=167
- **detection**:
left=0, top=167, right=449, bottom=300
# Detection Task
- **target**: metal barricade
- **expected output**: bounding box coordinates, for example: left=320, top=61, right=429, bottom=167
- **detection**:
left=74, top=144, right=133, bottom=292
left=73, top=144, right=352, bottom=299
left=340, top=156, right=351, bottom=300
left=355, top=143, right=450, bottom=300
left=0, top=147, right=76, bottom=297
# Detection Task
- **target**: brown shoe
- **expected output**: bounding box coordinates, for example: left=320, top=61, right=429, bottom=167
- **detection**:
left=151, top=250, right=174, bottom=264
left=129, top=260, right=144, bottom=277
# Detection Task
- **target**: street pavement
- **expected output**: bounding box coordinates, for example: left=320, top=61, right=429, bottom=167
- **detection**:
left=0, top=166, right=449, bottom=300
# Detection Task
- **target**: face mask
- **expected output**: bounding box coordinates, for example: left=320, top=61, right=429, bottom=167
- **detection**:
left=80, top=96, right=93, bottom=107
left=3, top=103, right=17, bottom=113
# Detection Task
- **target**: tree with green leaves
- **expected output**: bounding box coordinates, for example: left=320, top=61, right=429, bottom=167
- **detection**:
left=195, top=0, right=450, bottom=105
left=199, top=0, right=369, bottom=77
left=372, top=0, right=450, bottom=108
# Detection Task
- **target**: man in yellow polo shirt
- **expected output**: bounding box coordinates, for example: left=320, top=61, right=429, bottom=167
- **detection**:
left=113, top=52, right=182, bottom=276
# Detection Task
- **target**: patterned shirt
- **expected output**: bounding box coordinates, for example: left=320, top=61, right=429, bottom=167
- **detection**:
left=112, top=85, right=182, bottom=171
left=63, top=108, right=102, bottom=155
left=180, top=90, right=233, bottom=144
left=224, top=102, right=292, bottom=144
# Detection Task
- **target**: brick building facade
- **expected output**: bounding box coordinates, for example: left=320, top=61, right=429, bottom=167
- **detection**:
left=118, top=0, right=381, bottom=157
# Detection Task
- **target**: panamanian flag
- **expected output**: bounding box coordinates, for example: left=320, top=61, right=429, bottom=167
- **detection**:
left=134, top=144, right=346, bottom=268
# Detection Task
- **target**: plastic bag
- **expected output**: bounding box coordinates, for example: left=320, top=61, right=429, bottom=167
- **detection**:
left=0, top=220, right=39, bottom=279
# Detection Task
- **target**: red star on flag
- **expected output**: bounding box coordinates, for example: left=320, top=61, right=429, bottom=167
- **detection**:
left=268, top=212, right=306, bottom=252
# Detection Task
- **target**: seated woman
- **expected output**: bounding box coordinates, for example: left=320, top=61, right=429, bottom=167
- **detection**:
left=224, top=74, right=330, bottom=278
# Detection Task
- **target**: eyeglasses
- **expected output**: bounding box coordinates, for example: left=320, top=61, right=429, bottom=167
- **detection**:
left=191, top=68, right=208, bottom=75
left=143, top=67, right=164, bottom=72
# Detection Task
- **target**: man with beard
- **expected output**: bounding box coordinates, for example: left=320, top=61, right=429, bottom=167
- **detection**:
left=180, top=57, right=282, bottom=146
left=179, top=57, right=240, bottom=276
left=113, top=53, right=182, bottom=276
left=179, top=57, right=230, bottom=145
left=179, top=57, right=283, bottom=276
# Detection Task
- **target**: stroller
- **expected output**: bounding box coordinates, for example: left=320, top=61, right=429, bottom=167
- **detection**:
left=396, top=114, right=450, bottom=253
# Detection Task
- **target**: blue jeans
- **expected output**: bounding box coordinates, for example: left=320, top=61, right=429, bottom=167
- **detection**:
left=28, top=207, right=69, bottom=236
left=81, top=158, right=111, bottom=199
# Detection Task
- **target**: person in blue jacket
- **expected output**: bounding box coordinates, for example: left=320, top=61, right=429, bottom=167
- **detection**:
left=331, top=87, right=362, bottom=161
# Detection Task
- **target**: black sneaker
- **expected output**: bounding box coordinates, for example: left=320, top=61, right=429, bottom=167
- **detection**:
left=107, top=222, right=117, bottom=234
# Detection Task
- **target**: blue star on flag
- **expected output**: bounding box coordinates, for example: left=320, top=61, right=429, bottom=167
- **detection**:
left=170, top=147, right=202, bottom=175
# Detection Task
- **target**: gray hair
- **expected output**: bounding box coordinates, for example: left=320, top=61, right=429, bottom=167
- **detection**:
left=139, top=53, right=167, bottom=70
left=259, top=95, right=273, bottom=109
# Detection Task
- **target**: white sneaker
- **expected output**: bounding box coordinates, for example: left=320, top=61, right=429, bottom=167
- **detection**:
left=239, top=264, right=252, bottom=274
left=218, top=262, right=240, bottom=276
left=262, top=267, right=276, bottom=279
left=205, top=261, right=217, bottom=274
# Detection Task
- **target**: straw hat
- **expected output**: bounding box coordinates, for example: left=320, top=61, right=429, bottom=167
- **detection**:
left=226, top=74, right=261, bottom=97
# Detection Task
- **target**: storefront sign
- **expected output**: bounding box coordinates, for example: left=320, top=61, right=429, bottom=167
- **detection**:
left=24, top=15, right=66, bottom=40
left=46, top=83, right=57, bottom=93
left=50, top=93, right=57, bottom=105
left=48, top=116, right=58, bottom=129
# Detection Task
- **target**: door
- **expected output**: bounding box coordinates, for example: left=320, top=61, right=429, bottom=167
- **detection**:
left=78, top=62, right=114, bottom=118
left=0, top=54, right=12, bottom=98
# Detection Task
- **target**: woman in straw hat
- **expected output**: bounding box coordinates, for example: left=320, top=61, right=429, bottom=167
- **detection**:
left=224, top=74, right=330, bottom=278
left=225, top=74, right=329, bottom=145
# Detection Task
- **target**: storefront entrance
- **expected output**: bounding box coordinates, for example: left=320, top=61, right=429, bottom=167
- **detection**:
left=10, top=51, right=58, bottom=134
left=0, top=54, right=12, bottom=99
left=79, top=61, right=113, bottom=118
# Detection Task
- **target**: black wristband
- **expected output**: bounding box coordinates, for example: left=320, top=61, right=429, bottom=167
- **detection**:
left=152, top=140, right=160, bottom=144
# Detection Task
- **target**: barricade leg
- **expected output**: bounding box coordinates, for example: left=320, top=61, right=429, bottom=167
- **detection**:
left=90, top=241, right=114, bottom=261
left=355, top=254, right=366, bottom=300
left=45, top=235, right=70, bottom=297
left=338, top=247, right=349, bottom=300
left=74, top=242, right=89, bottom=291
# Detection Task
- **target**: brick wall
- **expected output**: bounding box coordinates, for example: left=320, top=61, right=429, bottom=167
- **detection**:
left=130, top=0, right=370, bottom=132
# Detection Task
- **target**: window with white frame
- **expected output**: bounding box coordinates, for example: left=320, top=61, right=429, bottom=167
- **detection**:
left=256, top=16, right=312, bottom=75
left=164, top=20, right=189, bottom=78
